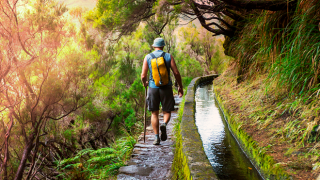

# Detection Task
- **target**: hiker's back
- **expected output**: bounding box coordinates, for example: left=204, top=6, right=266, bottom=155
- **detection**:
left=146, top=50, right=172, bottom=88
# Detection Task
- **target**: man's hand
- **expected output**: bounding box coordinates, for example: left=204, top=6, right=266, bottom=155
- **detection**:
left=143, top=81, right=149, bottom=87
left=178, top=86, right=183, bottom=98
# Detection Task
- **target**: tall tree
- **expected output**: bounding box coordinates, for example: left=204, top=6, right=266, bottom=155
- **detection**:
left=0, top=0, right=92, bottom=179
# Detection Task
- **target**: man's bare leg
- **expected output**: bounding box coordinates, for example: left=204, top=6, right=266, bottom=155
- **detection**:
left=151, top=110, right=160, bottom=145
left=163, top=111, right=171, bottom=125
left=151, top=110, right=159, bottom=134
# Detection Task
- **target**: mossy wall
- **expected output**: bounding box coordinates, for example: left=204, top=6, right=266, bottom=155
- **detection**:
left=172, top=75, right=219, bottom=180
left=173, top=74, right=291, bottom=180
left=213, top=88, right=292, bottom=180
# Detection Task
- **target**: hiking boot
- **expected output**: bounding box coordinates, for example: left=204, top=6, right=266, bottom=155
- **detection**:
left=153, top=138, right=160, bottom=145
left=160, top=124, right=167, bottom=141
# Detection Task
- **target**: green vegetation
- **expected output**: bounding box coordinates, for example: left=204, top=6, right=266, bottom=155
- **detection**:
left=210, top=0, right=320, bottom=179
left=5, top=0, right=320, bottom=179
left=214, top=88, right=290, bottom=179
left=58, top=135, right=136, bottom=179
left=172, top=96, right=188, bottom=179
left=172, top=76, right=219, bottom=180
left=1, top=0, right=231, bottom=178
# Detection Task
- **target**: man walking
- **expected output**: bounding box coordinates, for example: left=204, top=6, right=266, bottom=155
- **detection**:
left=141, top=38, right=183, bottom=145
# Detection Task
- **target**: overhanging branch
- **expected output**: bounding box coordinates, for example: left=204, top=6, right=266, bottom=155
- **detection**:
left=220, top=0, right=296, bottom=11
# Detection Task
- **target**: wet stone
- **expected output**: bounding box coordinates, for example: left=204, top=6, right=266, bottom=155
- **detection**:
left=117, top=174, right=139, bottom=180
left=127, top=160, right=137, bottom=166
left=139, top=151, right=148, bottom=155
left=140, top=148, right=149, bottom=151
left=149, top=168, right=168, bottom=179
left=118, top=165, right=153, bottom=176
left=134, top=144, right=155, bottom=148
left=117, top=100, right=181, bottom=180
left=132, top=149, right=141, bottom=154
left=147, top=163, right=163, bottom=168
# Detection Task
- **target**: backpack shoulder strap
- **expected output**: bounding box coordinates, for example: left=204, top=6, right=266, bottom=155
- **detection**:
left=160, top=52, right=166, bottom=58
left=161, top=52, right=170, bottom=80
left=149, top=53, right=156, bottom=59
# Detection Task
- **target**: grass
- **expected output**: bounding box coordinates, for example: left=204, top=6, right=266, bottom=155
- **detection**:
left=213, top=69, right=320, bottom=179
left=226, top=1, right=320, bottom=96
left=219, top=2, right=320, bottom=177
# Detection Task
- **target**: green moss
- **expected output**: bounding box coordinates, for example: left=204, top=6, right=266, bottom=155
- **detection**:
left=172, top=75, right=219, bottom=180
left=214, top=88, right=291, bottom=180
left=172, top=96, right=192, bottom=180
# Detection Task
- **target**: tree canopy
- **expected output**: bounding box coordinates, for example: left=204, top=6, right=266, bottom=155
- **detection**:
left=85, top=0, right=295, bottom=38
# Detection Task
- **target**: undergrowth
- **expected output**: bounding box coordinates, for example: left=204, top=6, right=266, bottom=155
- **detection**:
left=220, top=1, right=320, bottom=178
left=57, top=134, right=136, bottom=179
left=213, top=70, right=320, bottom=179
left=227, top=0, right=320, bottom=96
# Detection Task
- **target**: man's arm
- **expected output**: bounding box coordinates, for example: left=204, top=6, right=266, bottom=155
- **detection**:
left=141, top=56, right=149, bottom=87
left=170, top=55, right=183, bottom=97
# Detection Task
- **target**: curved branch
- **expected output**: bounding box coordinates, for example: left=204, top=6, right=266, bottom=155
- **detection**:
left=222, top=9, right=244, bottom=21
left=191, top=1, right=233, bottom=36
left=194, top=2, right=225, bottom=12
left=220, top=0, right=296, bottom=11
left=181, top=10, right=196, bottom=16
left=203, top=15, right=235, bottom=30
left=206, top=21, right=228, bottom=32
left=166, top=1, right=183, bottom=6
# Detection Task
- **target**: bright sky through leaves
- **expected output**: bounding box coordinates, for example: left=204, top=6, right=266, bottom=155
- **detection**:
left=59, top=0, right=96, bottom=9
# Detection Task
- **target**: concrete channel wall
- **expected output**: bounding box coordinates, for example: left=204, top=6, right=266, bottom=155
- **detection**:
left=178, top=75, right=219, bottom=180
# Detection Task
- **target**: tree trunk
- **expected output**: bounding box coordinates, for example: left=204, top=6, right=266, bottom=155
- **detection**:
left=14, top=136, right=35, bottom=180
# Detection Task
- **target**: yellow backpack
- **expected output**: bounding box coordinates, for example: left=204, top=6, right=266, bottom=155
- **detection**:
left=150, top=52, right=170, bottom=86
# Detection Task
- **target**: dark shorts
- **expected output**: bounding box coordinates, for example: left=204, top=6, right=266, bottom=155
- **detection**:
left=147, top=86, right=175, bottom=112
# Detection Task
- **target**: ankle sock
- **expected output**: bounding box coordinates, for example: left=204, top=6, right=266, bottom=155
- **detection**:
left=155, top=134, right=160, bottom=139
left=164, top=122, right=167, bottom=126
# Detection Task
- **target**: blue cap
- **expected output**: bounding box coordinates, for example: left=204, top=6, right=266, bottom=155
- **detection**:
left=152, top=38, right=165, bottom=47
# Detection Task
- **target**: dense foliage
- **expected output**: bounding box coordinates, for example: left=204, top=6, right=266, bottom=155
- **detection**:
left=0, top=0, right=229, bottom=178
left=80, top=0, right=320, bottom=178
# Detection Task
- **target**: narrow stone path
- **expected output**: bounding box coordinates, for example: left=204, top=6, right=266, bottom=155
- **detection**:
left=117, top=95, right=181, bottom=180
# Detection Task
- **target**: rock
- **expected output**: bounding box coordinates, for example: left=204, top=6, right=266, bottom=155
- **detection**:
left=133, top=149, right=141, bottom=154
left=134, top=144, right=156, bottom=148
left=131, top=154, right=139, bottom=158
left=117, top=174, right=139, bottom=180
left=140, top=148, right=149, bottom=151
left=127, top=161, right=137, bottom=166
left=118, top=165, right=153, bottom=176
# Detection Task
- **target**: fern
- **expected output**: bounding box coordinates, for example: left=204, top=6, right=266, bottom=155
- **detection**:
left=58, top=135, right=136, bottom=178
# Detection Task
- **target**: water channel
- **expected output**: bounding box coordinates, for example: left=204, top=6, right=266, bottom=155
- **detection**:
left=195, top=82, right=263, bottom=180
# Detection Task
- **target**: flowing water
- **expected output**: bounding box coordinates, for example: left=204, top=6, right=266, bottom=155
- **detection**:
left=195, top=83, right=263, bottom=180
